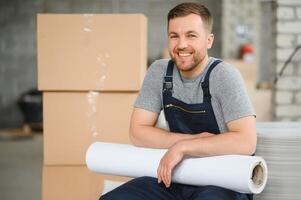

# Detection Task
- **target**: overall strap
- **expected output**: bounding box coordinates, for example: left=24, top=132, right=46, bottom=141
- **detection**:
left=163, top=60, right=174, bottom=92
left=201, top=60, right=222, bottom=101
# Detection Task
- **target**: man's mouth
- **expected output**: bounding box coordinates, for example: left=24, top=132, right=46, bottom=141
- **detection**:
left=176, top=51, right=193, bottom=57
left=178, top=52, right=192, bottom=57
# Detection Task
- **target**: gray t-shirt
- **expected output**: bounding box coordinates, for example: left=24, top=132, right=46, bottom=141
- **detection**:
left=134, top=57, right=255, bottom=133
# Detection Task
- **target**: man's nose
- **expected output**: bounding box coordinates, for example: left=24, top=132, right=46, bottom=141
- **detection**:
left=177, top=37, right=188, bottom=49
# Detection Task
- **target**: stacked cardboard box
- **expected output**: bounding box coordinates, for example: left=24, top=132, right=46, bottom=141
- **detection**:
left=38, top=14, right=147, bottom=199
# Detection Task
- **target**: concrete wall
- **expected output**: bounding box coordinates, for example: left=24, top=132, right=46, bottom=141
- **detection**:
left=222, top=0, right=259, bottom=60
left=0, top=0, right=222, bottom=128
left=0, top=1, right=43, bottom=128
left=257, top=0, right=277, bottom=84
left=274, top=0, right=301, bottom=121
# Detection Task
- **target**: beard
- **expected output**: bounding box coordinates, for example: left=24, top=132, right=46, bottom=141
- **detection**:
left=170, top=47, right=204, bottom=72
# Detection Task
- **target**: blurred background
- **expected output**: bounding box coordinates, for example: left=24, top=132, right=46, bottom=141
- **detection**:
left=0, top=0, right=300, bottom=199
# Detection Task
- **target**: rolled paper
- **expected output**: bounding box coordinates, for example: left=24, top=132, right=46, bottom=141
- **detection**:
left=86, top=142, right=267, bottom=194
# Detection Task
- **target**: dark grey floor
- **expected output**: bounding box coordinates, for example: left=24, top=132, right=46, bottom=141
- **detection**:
left=0, top=133, right=42, bottom=200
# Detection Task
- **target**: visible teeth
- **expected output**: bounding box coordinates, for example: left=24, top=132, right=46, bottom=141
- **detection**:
left=178, top=53, right=191, bottom=57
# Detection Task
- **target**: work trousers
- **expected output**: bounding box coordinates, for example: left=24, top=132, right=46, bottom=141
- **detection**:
left=100, top=176, right=251, bottom=200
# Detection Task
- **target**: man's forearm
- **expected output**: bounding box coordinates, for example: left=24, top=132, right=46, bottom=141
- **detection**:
left=178, top=130, right=257, bottom=157
left=130, top=125, right=197, bottom=148
left=178, top=116, right=257, bottom=156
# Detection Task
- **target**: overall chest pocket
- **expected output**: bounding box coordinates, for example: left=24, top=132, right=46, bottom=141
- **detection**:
left=164, top=103, right=210, bottom=134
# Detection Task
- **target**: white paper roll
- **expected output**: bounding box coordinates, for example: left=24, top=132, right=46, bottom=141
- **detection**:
left=86, top=142, right=268, bottom=194
left=155, top=110, right=169, bottom=131
left=102, top=180, right=126, bottom=195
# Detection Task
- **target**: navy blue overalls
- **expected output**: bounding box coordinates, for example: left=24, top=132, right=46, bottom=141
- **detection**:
left=100, top=60, right=251, bottom=200
left=163, top=59, right=221, bottom=135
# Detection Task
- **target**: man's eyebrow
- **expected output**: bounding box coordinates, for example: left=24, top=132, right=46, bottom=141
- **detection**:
left=168, top=30, right=200, bottom=36
left=168, top=31, right=178, bottom=35
left=186, top=30, right=199, bottom=35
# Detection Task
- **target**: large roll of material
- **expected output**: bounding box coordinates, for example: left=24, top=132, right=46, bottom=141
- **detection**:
left=86, top=142, right=268, bottom=194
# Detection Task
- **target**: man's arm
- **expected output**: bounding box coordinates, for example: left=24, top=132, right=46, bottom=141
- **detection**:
left=179, top=115, right=256, bottom=156
left=129, top=107, right=214, bottom=149
left=157, top=115, right=257, bottom=187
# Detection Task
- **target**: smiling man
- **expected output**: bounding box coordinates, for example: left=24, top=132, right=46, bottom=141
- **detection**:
left=168, top=13, right=213, bottom=78
left=100, top=2, right=256, bottom=200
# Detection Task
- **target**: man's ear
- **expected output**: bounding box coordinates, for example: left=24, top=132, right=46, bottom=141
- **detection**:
left=207, top=33, right=214, bottom=49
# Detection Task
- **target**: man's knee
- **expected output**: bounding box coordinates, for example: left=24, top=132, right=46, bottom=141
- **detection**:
left=132, top=176, right=157, bottom=184
left=99, top=176, right=157, bottom=200
left=193, top=185, right=248, bottom=200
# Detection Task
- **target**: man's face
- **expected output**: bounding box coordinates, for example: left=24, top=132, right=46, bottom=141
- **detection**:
left=168, top=14, right=214, bottom=76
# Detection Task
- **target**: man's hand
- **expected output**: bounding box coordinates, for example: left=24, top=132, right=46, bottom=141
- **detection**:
left=157, top=142, right=184, bottom=188
left=156, top=132, right=215, bottom=188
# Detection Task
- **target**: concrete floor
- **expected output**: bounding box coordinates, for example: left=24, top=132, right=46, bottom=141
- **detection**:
left=0, top=133, right=42, bottom=200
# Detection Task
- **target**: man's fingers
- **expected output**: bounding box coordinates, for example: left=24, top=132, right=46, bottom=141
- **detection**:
left=157, top=164, right=162, bottom=183
left=166, top=167, right=171, bottom=187
left=157, top=147, right=183, bottom=188
left=165, top=165, right=169, bottom=187
left=162, top=163, right=172, bottom=188
left=162, top=163, right=167, bottom=187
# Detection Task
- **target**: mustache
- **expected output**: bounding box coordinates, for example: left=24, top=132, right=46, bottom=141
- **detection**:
left=174, top=47, right=194, bottom=53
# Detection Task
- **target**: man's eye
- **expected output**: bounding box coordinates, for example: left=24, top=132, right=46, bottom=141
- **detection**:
left=188, top=34, right=197, bottom=38
left=170, top=35, right=178, bottom=39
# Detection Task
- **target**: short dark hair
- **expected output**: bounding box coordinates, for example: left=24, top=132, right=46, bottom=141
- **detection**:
left=168, top=2, right=213, bottom=32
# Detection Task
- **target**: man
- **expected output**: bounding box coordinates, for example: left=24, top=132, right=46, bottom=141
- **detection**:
left=101, top=2, right=256, bottom=200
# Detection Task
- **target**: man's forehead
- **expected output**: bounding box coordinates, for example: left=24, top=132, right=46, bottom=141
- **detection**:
left=168, top=22, right=204, bottom=34
left=168, top=30, right=199, bottom=35
left=168, top=14, right=204, bottom=30
left=168, top=14, right=203, bottom=24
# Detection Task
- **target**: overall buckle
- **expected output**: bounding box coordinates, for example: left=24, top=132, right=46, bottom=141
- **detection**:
left=164, top=76, right=173, bottom=91
left=163, top=81, right=173, bottom=91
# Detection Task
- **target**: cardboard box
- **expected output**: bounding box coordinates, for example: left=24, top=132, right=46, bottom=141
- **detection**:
left=42, top=166, right=131, bottom=200
left=43, top=92, right=137, bottom=165
left=38, top=14, right=147, bottom=91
